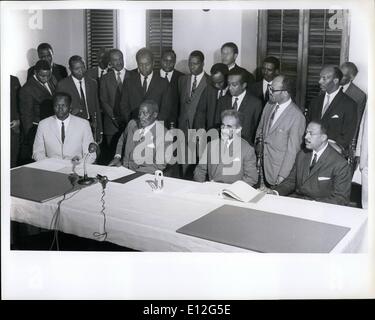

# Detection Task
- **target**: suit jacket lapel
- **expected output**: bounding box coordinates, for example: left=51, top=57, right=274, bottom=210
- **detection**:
left=322, top=91, right=341, bottom=120
left=237, top=92, right=249, bottom=113
left=146, top=73, right=158, bottom=96
left=269, top=102, right=293, bottom=134
left=50, top=116, right=62, bottom=144
left=301, top=150, right=313, bottom=184
left=304, top=146, right=330, bottom=181
left=68, top=76, right=81, bottom=101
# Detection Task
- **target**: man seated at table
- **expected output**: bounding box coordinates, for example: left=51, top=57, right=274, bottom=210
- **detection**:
left=33, top=91, right=96, bottom=164
left=194, top=109, right=258, bottom=185
left=262, top=121, right=352, bottom=206
left=109, top=100, right=168, bottom=173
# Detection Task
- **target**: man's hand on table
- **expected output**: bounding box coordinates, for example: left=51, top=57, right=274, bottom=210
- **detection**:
left=108, top=157, right=122, bottom=167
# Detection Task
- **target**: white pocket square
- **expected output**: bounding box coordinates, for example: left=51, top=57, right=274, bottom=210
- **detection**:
left=331, top=114, right=339, bottom=119
left=146, top=143, right=155, bottom=148
left=318, top=177, right=331, bottom=181
left=233, top=157, right=240, bottom=161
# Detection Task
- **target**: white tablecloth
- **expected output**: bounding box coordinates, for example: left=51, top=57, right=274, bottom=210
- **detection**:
left=11, top=159, right=368, bottom=252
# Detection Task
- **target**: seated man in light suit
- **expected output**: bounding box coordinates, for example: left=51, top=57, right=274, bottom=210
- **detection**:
left=263, top=121, right=352, bottom=206
left=33, top=92, right=96, bottom=163
left=194, top=109, right=258, bottom=185
left=109, top=100, right=168, bottom=173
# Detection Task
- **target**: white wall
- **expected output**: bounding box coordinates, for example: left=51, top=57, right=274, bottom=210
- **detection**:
left=173, top=10, right=258, bottom=74
left=117, top=9, right=146, bottom=70
left=4, top=9, right=85, bottom=85
left=348, top=6, right=369, bottom=94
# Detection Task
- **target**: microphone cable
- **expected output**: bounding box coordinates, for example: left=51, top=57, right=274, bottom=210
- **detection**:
left=93, top=175, right=108, bottom=241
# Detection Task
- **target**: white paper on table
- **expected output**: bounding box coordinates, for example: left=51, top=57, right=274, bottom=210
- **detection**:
left=57, top=164, right=135, bottom=181
left=23, top=158, right=73, bottom=172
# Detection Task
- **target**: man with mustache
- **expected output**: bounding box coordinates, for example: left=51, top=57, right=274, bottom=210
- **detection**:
left=262, top=121, right=352, bottom=206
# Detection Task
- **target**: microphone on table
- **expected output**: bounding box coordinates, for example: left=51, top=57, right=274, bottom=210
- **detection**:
left=78, top=142, right=98, bottom=185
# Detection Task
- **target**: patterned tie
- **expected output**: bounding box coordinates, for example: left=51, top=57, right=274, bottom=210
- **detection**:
left=79, top=80, right=89, bottom=119
left=61, top=121, right=65, bottom=144
left=142, top=75, right=148, bottom=95
left=232, top=97, right=239, bottom=110
left=191, top=76, right=197, bottom=97
left=321, top=94, right=330, bottom=118
left=309, top=153, right=317, bottom=172
left=265, top=83, right=271, bottom=102
left=268, top=104, right=280, bottom=131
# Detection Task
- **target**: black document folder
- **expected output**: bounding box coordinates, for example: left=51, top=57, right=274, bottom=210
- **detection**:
left=176, top=205, right=350, bottom=253
left=111, top=172, right=146, bottom=184
left=11, top=167, right=85, bottom=203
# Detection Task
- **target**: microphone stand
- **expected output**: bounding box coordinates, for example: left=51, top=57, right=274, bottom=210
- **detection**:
left=256, top=130, right=266, bottom=189
left=78, top=152, right=96, bottom=185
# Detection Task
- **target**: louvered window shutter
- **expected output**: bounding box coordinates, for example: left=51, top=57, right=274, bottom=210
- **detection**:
left=86, top=9, right=117, bottom=68
left=146, top=10, right=173, bottom=69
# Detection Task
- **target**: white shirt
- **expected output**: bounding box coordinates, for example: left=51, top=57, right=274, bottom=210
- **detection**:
left=227, top=63, right=236, bottom=70
left=114, top=68, right=127, bottom=83
left=311, top=142, right=329, bottom=164
left=341, top=81, right=351, bottom=93
left=217, top=87, right=229, bottom=99
left=139, top=70, right=153, bottom=91
left=72, top=76, right=87, bottom=103
left=231, top=89, right=246, bottom=111
left=323, top=87, right=340, bottom=110
left=34, top=75, right=52, bottom=95
left=55, top=114, right=71, bottom=137
left=190, top=71, right=205, bottom=93
left=160, top=69, right=174, bottom=82
left=263, top=79, right=272, bottom=97
left=270, top=98, right=292, bottom=127
left=98, top=66, right=108, bottom=78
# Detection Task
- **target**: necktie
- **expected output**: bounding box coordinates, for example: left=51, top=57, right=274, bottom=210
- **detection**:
left=100, top=69, right=104, bottom=78
left=265, top=83, right=270, bottom=102
left=44, top=82, right=52, bottom=95
left=191, top=76, right=197, bottom=97
left=232, top=97, right=239, bottom=110
left=218, top=89, right=223, bottom=100
left=117, top=71, right=122, bottom=87
left=142, top=75, right=148, bottom=95
left=321, top=94, right=330, bottom=118
left=79, top=80, right=89, bottom=119
left=165, top=72, right=169, bottom=81
left=268, top=104, right=280, bottom=131
left=309, top=153, right=317, bottom=172
left=61, top=121, right=65, bottom=144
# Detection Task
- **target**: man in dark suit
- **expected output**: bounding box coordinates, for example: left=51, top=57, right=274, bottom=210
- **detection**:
left=19, top=60, right=56, bottom=164
left=340, top=62, right=367, bottom=134
left=10, top=75, right=21, bottom=167
left=307, top=65, right=357, bottom=156
left=221, top=42, right=255, bottom=85
left=249, top=56, right=280, bottom=107
left=27, top=43, right=68, bottom=82
left=99, top=49, right=129, bottom=161
left=109, top=100, right=168, bottom=173
left=266, top=121, right=352, bottom=206
left=215, top=68, right=262, bottom=146
left=159, top=49, right=184, bottom=128
left=56, top=55, right=103, bottom=143
left=194, top=63, right=229, bottom=130
left=86, top=47, right=110, bottom=82
left=116, top=48, right=171, bottom=127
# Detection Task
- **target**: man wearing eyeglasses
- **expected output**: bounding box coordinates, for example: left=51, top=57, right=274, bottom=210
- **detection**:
left=255, top=75, right=305, bottom=186
left=262, top=121, right=352, bottom=206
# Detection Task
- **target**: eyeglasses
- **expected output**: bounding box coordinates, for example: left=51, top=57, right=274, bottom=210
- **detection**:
left=269, top=87, right=286, bottom=93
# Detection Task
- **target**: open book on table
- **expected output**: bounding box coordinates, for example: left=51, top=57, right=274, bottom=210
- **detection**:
left=220, top=180, right=265, bottom=203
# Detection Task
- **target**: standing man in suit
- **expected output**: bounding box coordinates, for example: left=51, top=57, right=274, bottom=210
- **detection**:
left=86, top=47, right=110, bottom=82
left=99, top=49, right=129, bottom=162
left=116, top=48, right=171, bottom=126
left=159, top=49, right=184, bottom=128
left=194, top=63, right=229, bottom=130
left=264, top=121, right=352, bottom=206
left=19, top=60, right=56, bottom=164
left=307, top=65, right=357, bottom=156
left=255, top=75, right=306, bottom=186
left=216, top=68, right=262, bottom=146
left=56, top=55, right=103, bottom=143
left=109, top=100, right=168, bottom=173
left=194, top=109, right=258, bottom=185
left=10, top=75, right=21, bottom=167
left=340, top=62, right=367, bottom=134
left=33, top=92, right=96, bottom=163
left=27, top=43, right=68, bottom=82
left=250, top=56, right=280, bottom=107
left=221, top=42, right=255, bottom=84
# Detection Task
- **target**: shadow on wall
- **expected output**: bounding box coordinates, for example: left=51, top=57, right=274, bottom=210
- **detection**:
left=15, top=48, right=39, bottom=84
left=213, top=49, right=221, bottom=66
left=175, top=59, right=189, bottom=74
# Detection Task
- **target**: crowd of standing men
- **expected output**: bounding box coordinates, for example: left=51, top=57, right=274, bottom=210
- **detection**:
left=10, top=41, right=368, bottom=208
